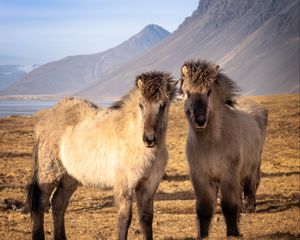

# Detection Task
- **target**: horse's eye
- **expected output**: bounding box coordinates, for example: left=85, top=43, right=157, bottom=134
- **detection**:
left=207, top=90, right=212, bottom=96
left=185, top=90, right=191, bottom=97
left=139, top=103, right=144, bottom=110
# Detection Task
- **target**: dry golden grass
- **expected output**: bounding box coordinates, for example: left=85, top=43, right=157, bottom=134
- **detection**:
left=0, top=94, right=299, bottom=239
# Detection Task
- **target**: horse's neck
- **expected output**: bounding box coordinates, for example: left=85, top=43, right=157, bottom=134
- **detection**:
left=111, top=95, right=143, bottom=139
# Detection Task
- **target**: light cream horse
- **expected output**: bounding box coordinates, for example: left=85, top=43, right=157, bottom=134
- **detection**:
left=180, top=59, right=268, bottom=238
left=26, top=71, right=177, bottom=240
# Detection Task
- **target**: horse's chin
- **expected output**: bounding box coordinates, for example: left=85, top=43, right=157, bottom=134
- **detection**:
left=193, top=123, right=207, bottom=130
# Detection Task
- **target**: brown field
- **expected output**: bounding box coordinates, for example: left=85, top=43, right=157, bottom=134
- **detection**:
left=0, top=94, right=299, bottom=239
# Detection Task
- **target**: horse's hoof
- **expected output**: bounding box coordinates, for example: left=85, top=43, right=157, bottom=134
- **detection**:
left=227, top=233, right=243, bottom=238
left=242, top=204, right=256, bottom=213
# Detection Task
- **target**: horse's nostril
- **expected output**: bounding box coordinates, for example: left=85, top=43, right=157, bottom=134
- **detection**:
left=143, top=134, right=157, bottom=146
left=147, top=135, right=156, bottom=143
left=195, top=115, right=206, bottom=126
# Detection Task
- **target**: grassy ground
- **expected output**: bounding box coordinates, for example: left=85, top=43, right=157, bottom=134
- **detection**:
left=0, top=94, right=299, bottom=239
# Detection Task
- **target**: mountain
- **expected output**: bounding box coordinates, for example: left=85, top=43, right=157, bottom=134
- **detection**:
left=1, top=24, right=170, bottom=95
left=0, top=65, right=39, bottom=90
left=78, top=0, right=299, bottom=97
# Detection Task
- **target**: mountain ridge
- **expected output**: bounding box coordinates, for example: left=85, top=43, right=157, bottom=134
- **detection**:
left=1, top=24, right=170, bottom=95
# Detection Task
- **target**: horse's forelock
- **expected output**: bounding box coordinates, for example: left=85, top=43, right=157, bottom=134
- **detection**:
left=136, top=71, right=176, bottom=102
left=181, top=60, right=218, bottom=94
left=183, top=59, right=239, bottom=105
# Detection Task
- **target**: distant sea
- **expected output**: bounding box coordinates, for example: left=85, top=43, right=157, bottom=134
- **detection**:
left=0, top=99, right=113, bottom=118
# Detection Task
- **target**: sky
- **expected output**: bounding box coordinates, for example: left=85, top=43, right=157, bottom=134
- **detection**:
left=0, top=0, right=198, bottom=63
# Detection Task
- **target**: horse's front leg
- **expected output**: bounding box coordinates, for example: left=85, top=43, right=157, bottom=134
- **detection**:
left=135, top=161, right=166, bottom=240
left=191, top=173, right=217, bottom=239
left=135, top=184, right=155, bottom=240
left=31, top=182, right=56, bottom=240
left=220, top=176, right=242, bottom=237
left=116, top=193, right=133, bottom=240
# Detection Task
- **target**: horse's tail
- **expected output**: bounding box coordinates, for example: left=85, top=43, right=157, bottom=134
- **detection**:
left=259, top=107, right=268, bottom=140
left=25, top=138, right=41, bottom=216
left=252, top=106, right=268, bottom=140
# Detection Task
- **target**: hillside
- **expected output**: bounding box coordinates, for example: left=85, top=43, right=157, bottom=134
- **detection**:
left=0, top=65, right=27, bottom=90
left=1, top=24, right=170, bottom=95
left=78, top=0, right=299, bottom=97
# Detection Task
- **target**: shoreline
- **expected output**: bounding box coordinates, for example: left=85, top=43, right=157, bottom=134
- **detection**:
left=0, top=94, right=121, bottom=102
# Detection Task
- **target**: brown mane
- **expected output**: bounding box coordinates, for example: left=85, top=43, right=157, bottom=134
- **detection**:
left=108, top=93, right=131, bottom=110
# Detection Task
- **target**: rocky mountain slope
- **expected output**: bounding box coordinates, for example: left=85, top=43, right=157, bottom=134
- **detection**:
left=78, top=0, right=299, bottom=97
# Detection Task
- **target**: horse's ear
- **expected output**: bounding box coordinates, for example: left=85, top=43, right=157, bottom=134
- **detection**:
left=212, top=65, right=220, bottom=82
left=181, top=64, right=188, bottom=77
left=136, top=78, right=144, bottom=89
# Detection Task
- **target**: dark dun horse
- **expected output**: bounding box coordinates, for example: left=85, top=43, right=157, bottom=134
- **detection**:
left=180, top=59, right=268, bottom=238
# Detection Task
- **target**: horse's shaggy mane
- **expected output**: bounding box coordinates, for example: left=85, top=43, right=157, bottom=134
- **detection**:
left=181, top=59, right=239, bottom=107
left=136, top=71, right=176, bottom=102
left=109, top=93, right=131, bottom=110
left=215, top=72, right=240, bottom=108
left=109, top=71, right=176, bottom=110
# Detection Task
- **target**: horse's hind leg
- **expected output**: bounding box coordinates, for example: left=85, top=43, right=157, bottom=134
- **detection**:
left=243, top=170, right=260, bottom=213
left=51, top=175, right=78, bottom=240
left=27, top=141, right=56, bottom=240
left=31, top=183, right=56, bottom=240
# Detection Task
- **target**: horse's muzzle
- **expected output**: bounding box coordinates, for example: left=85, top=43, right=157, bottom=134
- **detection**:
left=194, top=115, right=207, bottom=129
left=143, top=133, right=157, bottom=148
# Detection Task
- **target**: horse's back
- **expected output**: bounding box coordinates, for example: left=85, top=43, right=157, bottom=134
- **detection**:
left=33, top=97, right=101, bottom=163
left=236, top=97, right=268, bottom=137
left=34, top=97, right=101, bottom=137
